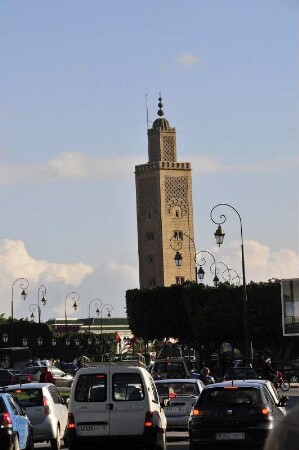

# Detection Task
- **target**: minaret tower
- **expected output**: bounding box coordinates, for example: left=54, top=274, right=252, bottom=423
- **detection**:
left=135, top=96, right=195, bottom=289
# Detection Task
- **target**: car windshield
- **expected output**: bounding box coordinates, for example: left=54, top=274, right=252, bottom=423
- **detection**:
left=154, top=362, right=186, bottom=377
left=199, top=387, right=260, bottom=406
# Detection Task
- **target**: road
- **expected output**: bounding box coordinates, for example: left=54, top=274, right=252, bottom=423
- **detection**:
left=34, top=387, right=299, bottom=449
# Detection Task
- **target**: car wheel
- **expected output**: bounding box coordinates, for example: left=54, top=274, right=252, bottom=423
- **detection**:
left=10, top=435, right=20, bottom=450
left=50, top=428, right=61, bottom=450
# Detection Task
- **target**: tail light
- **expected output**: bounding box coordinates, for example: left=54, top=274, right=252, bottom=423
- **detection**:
left=68, top=412, right=76, bottom=429
left=144, top=411, right=153, bottom=427
left=260, top=407, right=270, bottom=415
left=43, top=396, right=51, bottom=416
left=191, top=407, right=206, bottom=418
left=1, top=412, right=12, bottom=428
left=169, top=392, right=176, bottom=398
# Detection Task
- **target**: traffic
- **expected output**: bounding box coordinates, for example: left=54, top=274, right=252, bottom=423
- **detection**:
left=0, top=351, right=298, bottom=449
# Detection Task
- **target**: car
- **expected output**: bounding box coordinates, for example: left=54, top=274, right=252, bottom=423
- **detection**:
left=50, top=367, right=74, bottom=388
left=0, top=390, right=33, bottom=450
left=155, top=378, right=205, bottom=430
left=270, top=361, right=299, bottom=383
left=188, top=380, right=286, bottom=448
left=19, top=366, right=74, bottom=388
left=0, top=369, right=31, bottom=386
left=5, top=382, right=68, bottom=450
left=150, top=357, right=193, bottom=379
left=67, top=364, right=167, bottom=450
left=223, top=366, right=259, bottom=381
left=60, top=363, right=78, bottom=376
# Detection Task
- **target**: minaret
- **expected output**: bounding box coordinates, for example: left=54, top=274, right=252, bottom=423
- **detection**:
left=135, top=96, right=195, bottom=288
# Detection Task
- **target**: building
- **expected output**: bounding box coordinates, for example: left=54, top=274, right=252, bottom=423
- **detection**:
left=135, top=96, right=195, bottom=288
left=48, top=317, right=132, bottom=340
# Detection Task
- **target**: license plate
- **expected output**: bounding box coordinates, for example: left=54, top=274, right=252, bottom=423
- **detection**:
left=79, top=424, right=108, bottom=433
left=166, top=406, right=185, bottom=413
left=216, top=432, right=245, bottom=440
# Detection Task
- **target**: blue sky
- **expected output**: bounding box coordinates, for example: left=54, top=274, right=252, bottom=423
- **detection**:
left=0, top=0, right=298, bottom=322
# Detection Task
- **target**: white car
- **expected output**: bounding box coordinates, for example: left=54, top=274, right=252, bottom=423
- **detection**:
left=5, top=382, right=68, bottom=450
left=155, top=378, right=205, bottom=430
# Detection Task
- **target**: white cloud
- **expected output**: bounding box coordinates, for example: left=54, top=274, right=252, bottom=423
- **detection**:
left=177, top=52, right=200, bottom=67
left=0, top=151, right=297, bottom=185
left=206, top=240, right=299, bottom=284
left=0, top=239, right=94, bottom=319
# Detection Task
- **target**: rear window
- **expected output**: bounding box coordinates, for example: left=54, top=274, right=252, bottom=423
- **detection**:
left=156, top=382, right=199, bottom=397
left=75, top=373, right=107, bottom=402
left=112, top=373, right=144, bottom=402
left=9, top=388, right=43, bottom=407
left=153, top=362, right=186, bottom=378
left=198, top=387, right=261, bottom=406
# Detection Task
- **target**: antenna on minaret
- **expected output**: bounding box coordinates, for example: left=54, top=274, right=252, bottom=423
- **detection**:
left=145, top=93, right=149, bottom=129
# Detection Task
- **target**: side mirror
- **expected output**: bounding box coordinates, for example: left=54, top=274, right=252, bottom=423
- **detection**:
left=279, top=396, right=289, bottom=407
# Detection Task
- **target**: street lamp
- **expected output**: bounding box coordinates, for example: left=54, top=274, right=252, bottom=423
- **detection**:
left=37, top=284, right=47, bottom=323
left=98, top=304, right=113, bottom=336
left=171, top=234, right=221, bottom=287
left=64, top=292, right=80, bottom=337
left=2, top=333, right=8, bottom=344
left=29, top=304, right=40, bottom=322
left=88, top=298, right=102, bottom=335
left=11, top=278, right=29, bottom=347
left=210, top=203, right=250, bottom=365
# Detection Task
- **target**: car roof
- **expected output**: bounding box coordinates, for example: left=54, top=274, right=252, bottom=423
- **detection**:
left=203, top=380, right=263, bottom=389
left=154, top=378, right=200, bottom=383
left=2, top=382, right=54, bottom=389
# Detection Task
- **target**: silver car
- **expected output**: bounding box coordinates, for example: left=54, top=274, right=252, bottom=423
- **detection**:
left=155, top=378, right=205, bottom=430
left=5, top=382, right=68, bottom=450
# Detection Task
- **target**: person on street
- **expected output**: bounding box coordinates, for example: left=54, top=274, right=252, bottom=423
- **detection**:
left=39, top=366, right=55, bottom=384
left=199, top=367, right=214, bottom=385
left=264, top=358, right=276, bottom=381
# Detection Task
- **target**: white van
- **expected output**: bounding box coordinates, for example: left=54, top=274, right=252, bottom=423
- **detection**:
left=67, top=364, right=167, bottom=449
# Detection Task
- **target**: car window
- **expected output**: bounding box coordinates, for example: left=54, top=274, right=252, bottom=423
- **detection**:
left=113, top=373, right=144, bottom=401
left=199, top=387, right=261, bottom=405
left=150, top=379, right=159, bottom=404
left=9, top=388, right=43, bottom=407
left=48, top=385, right=63, bottom=404
left=0, top=397, right=7, bottom=413
left=75, top=373, right=107, bottom=402
left=7, top=395, right=21, bottom=415
left=156, top=382, right=199, bottom=396
left=154, top=362, right=186, bottom=377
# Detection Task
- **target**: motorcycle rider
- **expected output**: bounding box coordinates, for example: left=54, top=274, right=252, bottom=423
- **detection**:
left=264, top=358, right=277, bottom=382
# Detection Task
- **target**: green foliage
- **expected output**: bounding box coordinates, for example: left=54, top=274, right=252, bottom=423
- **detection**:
left=126, top=280, right=299, bottom=360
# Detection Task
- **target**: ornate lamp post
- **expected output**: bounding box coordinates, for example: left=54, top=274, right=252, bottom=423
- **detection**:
left=11, top=278, right=29, bottom=347
left=64, top=292, right=80, bottom=337
left=29, top=304, right=39, bottom=322
left=88, top=298, right=102, bottom=335
left=210, top=203, right=250, bottom=365
left=37, top=284, right=47, bottom=323
left=170, top=233, right=221, bottom=287
left=99, top=304, right=113, bottom=336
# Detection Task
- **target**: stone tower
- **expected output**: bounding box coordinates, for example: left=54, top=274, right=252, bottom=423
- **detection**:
left=135, top=96, right=195, bottom=289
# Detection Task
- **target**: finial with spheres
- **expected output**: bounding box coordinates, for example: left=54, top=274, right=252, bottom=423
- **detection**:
left=157, top=94, right=164, bottom=117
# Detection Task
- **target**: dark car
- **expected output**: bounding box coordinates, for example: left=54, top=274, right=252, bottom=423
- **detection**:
left=0, top=369, right=31, bottom=386
left=223, top=366, right=259, bottom=381
left=0, top=391, right=33, bottom=449
left=270, top=361, right=299, bottom=383
left=188, top=380, right=286, bottom=448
